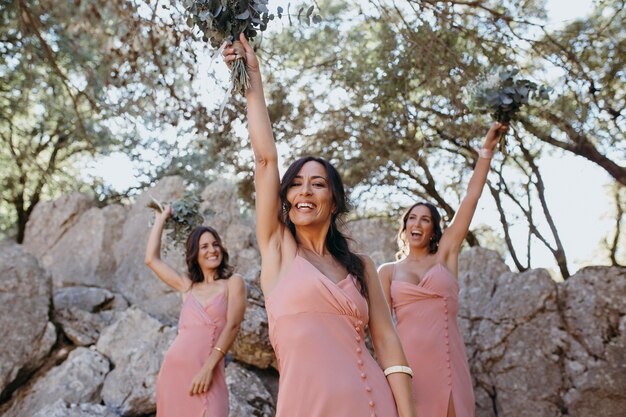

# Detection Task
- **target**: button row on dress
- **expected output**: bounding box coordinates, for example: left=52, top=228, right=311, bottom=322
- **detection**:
left=444, top=297, right=452, bottom=387
left=353, top=318, right=376, bottom=417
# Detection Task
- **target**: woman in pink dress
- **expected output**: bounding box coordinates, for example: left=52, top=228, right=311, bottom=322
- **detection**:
left=144, top=207, right=246, bottom=417
left=222, top=35, right=416, bottom=417
left=379, top=122, right=509, bottom=417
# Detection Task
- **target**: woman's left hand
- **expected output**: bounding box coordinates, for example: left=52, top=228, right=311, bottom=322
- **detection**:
left=483, top=122, right=509, bottom=151
left=189, top=366, right=213, bottom=396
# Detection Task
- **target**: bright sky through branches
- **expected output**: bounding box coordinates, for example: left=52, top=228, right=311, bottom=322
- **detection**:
left=84, top=0, right=612, bottom=276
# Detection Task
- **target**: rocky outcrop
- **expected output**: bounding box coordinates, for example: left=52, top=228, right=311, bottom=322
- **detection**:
left=2, top=182, right=624, bottom=417
left=226, top=361, right=275, bottom=417
left=96, top=307, right=177, bottom=416
left=0, top=243, right=56, bottom=396
left=2, top=347, right=110, bottom=417
left=458, top=248, right=626, bottom=417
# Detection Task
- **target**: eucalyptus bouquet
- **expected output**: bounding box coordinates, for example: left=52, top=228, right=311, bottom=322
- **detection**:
left=147, top=193, right=204, bottom=247
left=468, top=68, right=551, bottom=150
left=184, top=0, right=321, bottom=95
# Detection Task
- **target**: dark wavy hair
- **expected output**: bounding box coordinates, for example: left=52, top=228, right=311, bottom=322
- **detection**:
left=279, top=156, right=367, bottom=299
left=185, top=226, right=234, bottom=283
left=396, top=202, right=443, bottom=260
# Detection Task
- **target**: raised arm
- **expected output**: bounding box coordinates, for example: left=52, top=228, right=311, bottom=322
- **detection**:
left=224, top=35, right=283, bottom=254
left=144, top=206, right=191, bottom=292
left=189, top=275, right=247, bottom=395
left=365, top=256, right=416, bottom=417
left=439, top=122, right=508, bottom=263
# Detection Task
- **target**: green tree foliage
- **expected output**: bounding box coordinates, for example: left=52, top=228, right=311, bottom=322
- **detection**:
left=0, top=0, right=227, bottom=242
left=249, top=0, right=625, bottom=277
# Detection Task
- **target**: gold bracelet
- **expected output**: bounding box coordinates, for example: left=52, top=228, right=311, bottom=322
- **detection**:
left=213, top=346, right=227, bottom=357
left=383, top=365, right=414, bottom=378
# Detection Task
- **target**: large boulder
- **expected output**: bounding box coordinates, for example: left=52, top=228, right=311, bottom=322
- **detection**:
left=0, top=243, right=56, bottom=396
left=36, top=205, right=127, bottom=289
left=346, top=217, right=398, bottom=266
left=226, top=361, right=275, bottom=417
left=96, top=307, right=176, bottom=416
left=112, top=176, right=187, bottom=324
left=23, top=192, right=96, bottom=259
left=53, top=286, right=129, bottom=346
left=2, top=347, right=110, bottom=417
left=560, top=266, right=626, bottom=417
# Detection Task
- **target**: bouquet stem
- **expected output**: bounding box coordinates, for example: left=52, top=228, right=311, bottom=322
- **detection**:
left=231, top=57, right=250, bottom=95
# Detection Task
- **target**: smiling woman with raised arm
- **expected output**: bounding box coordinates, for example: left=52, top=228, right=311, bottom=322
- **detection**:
left=379, top=122, right=509, bottom=417
left=144, top=206, right=246, bottom=417
left=223, top=34, right=416, bottom=417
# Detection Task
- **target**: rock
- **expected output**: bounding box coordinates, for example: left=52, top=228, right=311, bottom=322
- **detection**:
left=96, top=307, right=176, bottom=416
left=226, top=361, right=275, bottom=417
left=112, top=176, right=186, bottom=324
left=53, top=286, right=128, bottom=346
left=230, top=290, right=275, bottom=369
left=2, top=347, right=110, bottom=417
left=23, top=192, right=96, bottom=259
left=0, top=243, right=56, bottom=396
left=345, top=217, right=398, bottom=266
left=37, top=205, right=127, bottom=289
left=201, top=179, right=241, bottom=233
left=561, top=266, right=626, bottom=417
left=53, top=286, right=128, bottom=312
left=33, top=399, right=118, bottom=417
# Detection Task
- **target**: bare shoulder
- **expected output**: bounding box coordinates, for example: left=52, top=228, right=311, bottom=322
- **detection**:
left=228, top=274, right=246, bottom=291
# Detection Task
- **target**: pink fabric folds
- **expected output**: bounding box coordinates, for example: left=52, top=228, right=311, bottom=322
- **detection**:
left=266, top=255, right=398, bottom=417
left=391, top=263, right=475, bottom=417
left=156, top=289, right=229, bottom=417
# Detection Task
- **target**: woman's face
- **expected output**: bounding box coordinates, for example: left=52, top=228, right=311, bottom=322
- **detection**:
left=197, top=232, right=222, bottom=271
left=404, top=205, right=434, bottom=249
left=286, top=161, right=336, bottom=229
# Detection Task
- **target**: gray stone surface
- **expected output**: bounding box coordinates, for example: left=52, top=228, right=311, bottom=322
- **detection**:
left=0, top=243, right=56, bottom=396
left=2, top=347, right=110, bottom=417
left=226, top=361, right=275, bottom=417
left=96, top=307, right=176, bottom=416
left=111, top=176, right=186, bottom=324
left=33, top=399, right=118, bottom=417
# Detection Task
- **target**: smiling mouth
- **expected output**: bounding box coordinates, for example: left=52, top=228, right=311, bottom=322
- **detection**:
left=410, top=230, right=423, bottom=238
left=296, top=202, right=316, bottom=209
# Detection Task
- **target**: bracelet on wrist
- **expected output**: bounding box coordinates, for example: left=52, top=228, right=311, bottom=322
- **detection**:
left=383, top=365, right=414, bottom=378
left=213, top=346, right=227, bottom=357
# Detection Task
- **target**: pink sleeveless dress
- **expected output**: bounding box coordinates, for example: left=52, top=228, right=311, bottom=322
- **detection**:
left=156, top=289, right=229, bottom=417
left=266, top=255, right=398, bottom=417
left=391, top=263, right=474, bottom=417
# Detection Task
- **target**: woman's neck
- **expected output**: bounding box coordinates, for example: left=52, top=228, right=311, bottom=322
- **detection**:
left=406, top=246, right=431, bottom=262
left=295, top=226, right=329, bottom=256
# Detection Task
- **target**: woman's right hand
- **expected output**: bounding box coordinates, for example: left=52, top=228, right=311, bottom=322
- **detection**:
left=223, top=33, right=259, bottom=76
left=157, top=205, right=172, bottom=223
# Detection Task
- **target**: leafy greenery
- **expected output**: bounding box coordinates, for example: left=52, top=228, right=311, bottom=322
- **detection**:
left=469, top=68, right=551, bottom=124
left=148, top=193, right=204, bottom=248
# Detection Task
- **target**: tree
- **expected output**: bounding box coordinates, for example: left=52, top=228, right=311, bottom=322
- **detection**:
left=0, top=0, right=227, bottom=242
left=246, top=0, right=625, bottom=278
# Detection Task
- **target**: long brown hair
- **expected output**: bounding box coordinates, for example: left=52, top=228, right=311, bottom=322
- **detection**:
left=185, top=226, right=234, bottom=282
left=279, top=156, right=367, bottom=299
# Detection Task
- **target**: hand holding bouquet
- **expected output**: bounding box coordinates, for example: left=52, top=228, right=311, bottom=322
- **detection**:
left=147, top=192, right=204, bottom=247
left=468, top=67, right=551, bottom=151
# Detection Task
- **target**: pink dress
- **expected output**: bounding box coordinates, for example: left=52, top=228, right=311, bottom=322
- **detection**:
left=391, top=263, right=475, bottom=417
left=156, top=289, right=229, bottom=417
left=266, top=255, right=398, bottom=417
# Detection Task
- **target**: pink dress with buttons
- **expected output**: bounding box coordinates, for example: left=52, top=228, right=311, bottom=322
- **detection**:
left=156, top=289, right=229, bottom=417
left=266, top=255, right=398, bottom=417
left=391, top=263, right=475, bottom=417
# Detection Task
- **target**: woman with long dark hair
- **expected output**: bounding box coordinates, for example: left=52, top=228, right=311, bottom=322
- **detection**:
left=223, top=35, right=416, bottom=417
left=379, top=122, right=509, bottom=417
left=144, top=207, right=246, bottom=417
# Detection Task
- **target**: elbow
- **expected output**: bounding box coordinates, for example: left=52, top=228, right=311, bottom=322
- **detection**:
left=144, top=256, right=154, bottom=267
left=255, top=153, right=277, bottom=168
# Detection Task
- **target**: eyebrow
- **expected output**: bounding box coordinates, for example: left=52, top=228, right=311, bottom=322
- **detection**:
left=294, top=175, right=328, bottom=181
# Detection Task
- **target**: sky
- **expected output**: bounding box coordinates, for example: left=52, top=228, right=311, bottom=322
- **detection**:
left=83, top=0, right=617, bottom=276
